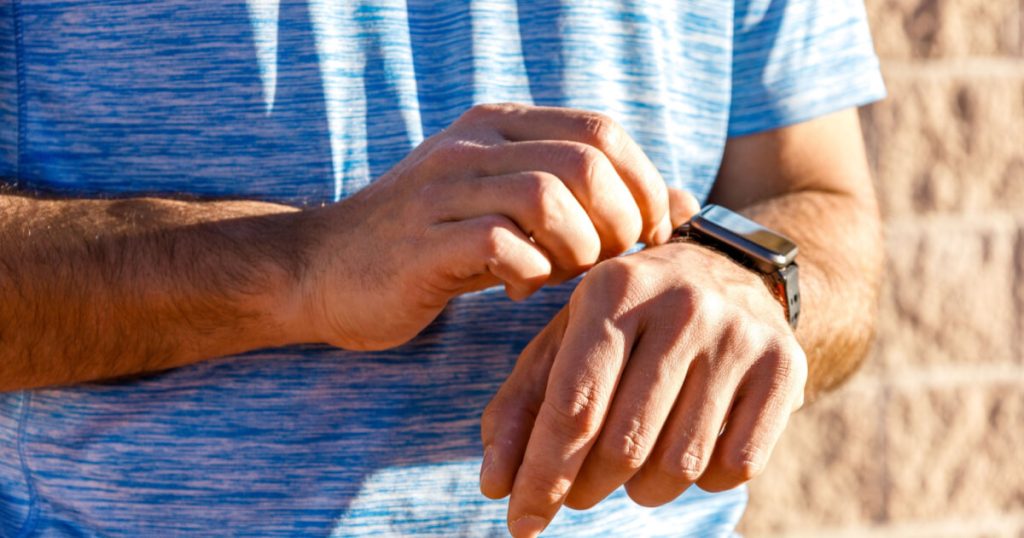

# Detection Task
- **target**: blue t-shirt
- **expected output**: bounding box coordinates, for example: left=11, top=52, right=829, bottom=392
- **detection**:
left=0, top=0, right=884, bottom=535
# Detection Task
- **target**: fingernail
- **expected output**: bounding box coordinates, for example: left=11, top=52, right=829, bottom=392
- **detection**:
left=510, top=515, right=547, bottom=538
left=480, top=446, right=495, bottom=481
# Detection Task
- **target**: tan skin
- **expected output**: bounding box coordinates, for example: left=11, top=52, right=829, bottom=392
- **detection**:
left=479, top=108, right=882, bottom=537
left=0, top=105, right=880, bottom=537
left=0, top=104, right=683, bottom=389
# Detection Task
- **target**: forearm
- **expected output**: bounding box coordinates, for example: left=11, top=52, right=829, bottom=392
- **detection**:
left=703, top=109, right=883, bottom=400
left=0, top=191, right=311, bottom=391
left=727, top=189, right=882, bottom=400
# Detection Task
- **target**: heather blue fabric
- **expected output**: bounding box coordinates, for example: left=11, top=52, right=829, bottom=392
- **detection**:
left=0, top=0, right=884, bottom=535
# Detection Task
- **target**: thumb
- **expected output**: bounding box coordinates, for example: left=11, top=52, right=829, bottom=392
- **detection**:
left=668, top=188, right=701, bottom=228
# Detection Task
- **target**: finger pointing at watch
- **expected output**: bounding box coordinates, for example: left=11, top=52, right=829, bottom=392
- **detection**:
left=303, top=103, right=687, bottom=352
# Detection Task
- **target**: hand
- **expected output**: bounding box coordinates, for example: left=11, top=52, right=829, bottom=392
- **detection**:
left=292, top=103, right=695, bottom=351
left=479, top=240, right=808, bottom=537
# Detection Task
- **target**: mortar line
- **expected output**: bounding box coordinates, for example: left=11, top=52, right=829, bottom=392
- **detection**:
left=843, top=362, right=1024, bottom=392
left=758, top=511, right=1024, bottom=538
left=883, top=212, right=1024, bottom=231
left=880, top=57, right=1024, bottom=78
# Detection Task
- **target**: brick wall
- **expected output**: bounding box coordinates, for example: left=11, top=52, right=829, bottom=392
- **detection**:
left=739, top=1, right=1024, bottom=536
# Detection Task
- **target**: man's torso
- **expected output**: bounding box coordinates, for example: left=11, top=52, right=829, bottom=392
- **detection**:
left=1, top=1, right=748, bottom=535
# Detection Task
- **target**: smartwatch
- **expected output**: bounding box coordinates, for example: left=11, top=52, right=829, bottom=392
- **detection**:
left=670, top=204, right=801, bottom=329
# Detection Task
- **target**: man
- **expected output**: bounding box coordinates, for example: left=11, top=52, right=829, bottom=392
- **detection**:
left=0, top=0, right=884, bottom=536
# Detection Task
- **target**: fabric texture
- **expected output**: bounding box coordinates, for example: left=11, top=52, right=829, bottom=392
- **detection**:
left=0, top=0, right=884, bottom=535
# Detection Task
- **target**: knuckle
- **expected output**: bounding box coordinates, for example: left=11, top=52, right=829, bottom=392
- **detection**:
left=598, top=422, right=653, bottom=472
left=472, top=216, right=512, bottom=259
left=687, top=286, right=725, bottom=327
left=760, top=340, right=808, bottom=394
left=521, top=172, right=561, bottom=222
left=720, top=448, right=765, bottom=483
left=786, top=342, right=810, bottom=388
left=593, top=257, right=639, bottom=283
left=662, top=448, right=708, bottom=483
left=434, top=138, right=487, bottom=163
left=606, top=257, right=649, bottom=292
left=459, top=102, right=510, bottom=124
left=719, top=318, right=759, bottom=359
left=790, top=350, right=809, bottom=410
left=560, top=143, right=603, bottom=185
left=768, top=349, right=796, bottom=386
left=579, top=112, right=622, bottom=150
left=660, top=283, right=702, bottom=320
left=578, top=259, right=649, bottom=315
left=769, top=353, right=808, bottom=412
left=541, top=383, right=605, bottom=438
left=520, top=471, right=574, bottom=506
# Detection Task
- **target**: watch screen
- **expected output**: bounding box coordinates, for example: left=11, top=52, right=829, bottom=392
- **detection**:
left=693, top=205, right=798, bottom=267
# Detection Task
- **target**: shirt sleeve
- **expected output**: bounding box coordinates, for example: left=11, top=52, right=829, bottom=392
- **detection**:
left=728, top=0, right=886, bottom=137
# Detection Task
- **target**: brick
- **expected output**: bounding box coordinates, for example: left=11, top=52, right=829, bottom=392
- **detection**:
left=884, top=383, right=1024, bottom=520
left=740, top=383, right=886, bottom=535
left=867, top=0, right=1021, bottom=59
left=862, top=70, right=1024, bottom=217
left=753, top=518, right=1024, bottom=538
left=876, top=218, right=1017, bottom=369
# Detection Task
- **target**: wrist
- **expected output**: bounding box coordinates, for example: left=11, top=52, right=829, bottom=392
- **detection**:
left=256, top=207, right=326, bottom=346
left=669, top=236, right=795, bottom=324
left=654, top=239, right=791, bottom=329
left=668, top=204, right=800, bottom=329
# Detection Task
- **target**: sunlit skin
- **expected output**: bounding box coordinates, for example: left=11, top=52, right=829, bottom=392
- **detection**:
left=0, top=105, right=881, bottom=538
left=0, top=104, right=683, bottom=390
left=479, top=108, right=882, bottom=537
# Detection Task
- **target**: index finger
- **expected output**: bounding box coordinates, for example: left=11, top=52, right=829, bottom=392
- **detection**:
left=462, top=104, right=672, bottom=245
left=480, top=305, right=569, bottom=500
left=505, top=300, right=637, bottom=537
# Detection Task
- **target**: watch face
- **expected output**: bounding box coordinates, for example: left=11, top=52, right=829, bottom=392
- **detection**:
left=691, top=205, right=798, bottom=269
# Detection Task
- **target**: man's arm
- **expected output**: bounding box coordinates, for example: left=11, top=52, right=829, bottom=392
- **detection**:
left=480, top=108, right=883, bottom=537
left=0, top=104, right=683, bottom=392
left=0, top=193, right=311, bottom=391
left=709, top=107, right=883, bottom=399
